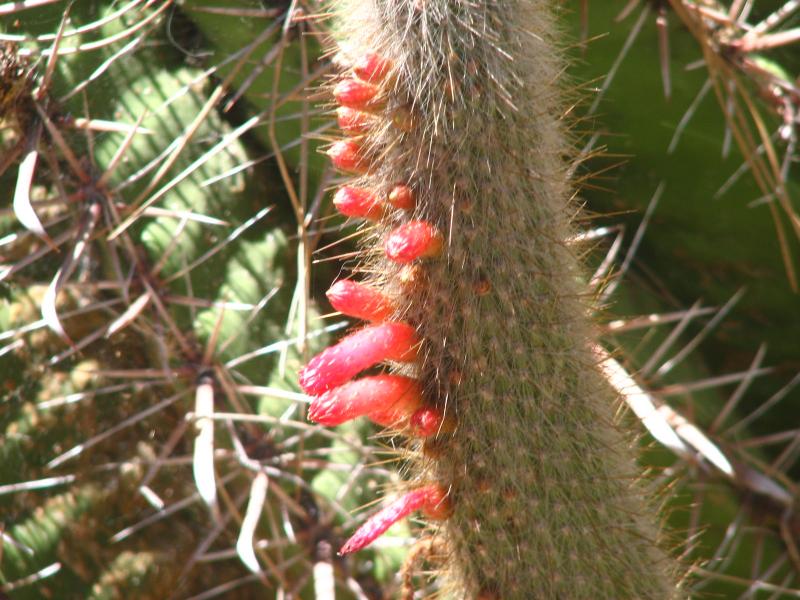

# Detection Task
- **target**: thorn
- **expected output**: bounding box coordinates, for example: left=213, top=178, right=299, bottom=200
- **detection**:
left=236, top=471, right=268, bottom=573
left=105, top=292, right=151, bottom=338
left=13, top=147, right=55, bottom=248
left=656, top=7, right=671, bottom=100
left=193, top=376, right=220, bottom=521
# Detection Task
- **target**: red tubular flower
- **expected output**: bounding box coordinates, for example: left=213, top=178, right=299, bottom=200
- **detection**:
left=333, top=79, right=379, bottom=109
left=387, top=184, right=415, bottom=211
left=328, top=139, right=368, bottom=174
left=385, top=221, right=443, bottom=263
left=339, top=485, right=450, bottom=555
left=326, top=279, right=395, bottom=322
left=333, top=186, right=384, bottom=221
left=353, top=53, right=393, bottom=83
left=337, top=106, right=372, bottom=134
left=308, top=375, right=422, bottom=426
left=299, top=323, right=419, bottom=395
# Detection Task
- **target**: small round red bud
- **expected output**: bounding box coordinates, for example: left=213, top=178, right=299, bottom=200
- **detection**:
left=326, top=279, right=395, bottom=322
left=387, top=184, right=415, bottom=211
left=333, top=78, right=379, bottom=109
left=409, top=406, right=448, bottom=437
left=308, top=375, right=422, bottom=426
left=299, top=323, right=419, bottom=395
left=336, top=106, right=372, bottom=134
left=332, top=186, right=384, bottom=221
left=353, top=53, right=392, bottom=83
left=385, top=221, right=443, bottom=263
left=328, top=139, right=368, bottom=174
left=339, top=485, right=449, bottom=555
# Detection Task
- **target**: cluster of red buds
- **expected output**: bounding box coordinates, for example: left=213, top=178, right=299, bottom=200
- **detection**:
left=299, top=53, right=450, bottom=555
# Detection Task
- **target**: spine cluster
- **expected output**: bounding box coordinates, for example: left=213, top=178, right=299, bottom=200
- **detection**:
left=302, top=1, right=681, bottom=597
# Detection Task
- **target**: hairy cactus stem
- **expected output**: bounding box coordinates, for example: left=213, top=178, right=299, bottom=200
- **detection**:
left=302, top=1, right=682, bottom=597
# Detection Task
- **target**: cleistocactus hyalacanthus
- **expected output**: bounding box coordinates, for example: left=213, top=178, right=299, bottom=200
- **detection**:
left=300, top=1, right=683, bottom=597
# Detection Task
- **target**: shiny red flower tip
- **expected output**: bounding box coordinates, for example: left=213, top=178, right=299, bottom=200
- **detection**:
left=328, top=139, right=368, bottom=174
left=332, top=186, right=384, bottom=221
left=353, top=53, right=393, bottom=83
left=385, top=221, right=443, bottom=263
left=326, top=279, right=395, bottom=321
left=337, top=106, right=372, bottom=134
left=387, top=184, right=415, bottom=211
left=333, top=78, right=379, bottom=110
left=308, top=375, right=422, bottom=426
left=339, top=485, right=450, bottom=555
left=409, top=406, right=448, bottom=437
left=299, top=322, right=419, bottom=395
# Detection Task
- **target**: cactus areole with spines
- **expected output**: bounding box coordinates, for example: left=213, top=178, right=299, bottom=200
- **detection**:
left=302, top=1, right=682, bottom=597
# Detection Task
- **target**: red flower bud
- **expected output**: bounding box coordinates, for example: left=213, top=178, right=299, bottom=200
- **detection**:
left=339, top=485, right=450, bottom=555
left=299, top=323, right=419, bottom=395
left=387, top=184, right=415, bottom=211
left=409, top=406, right=447, bottom=437
left=328, top=139, right=368, bottom=174
left=385, top=221, right=443, bottom=263
left=353, top=53, right=393, bottom=83
left=337, top=106, right=372, bottom=134
left=333, top=78, right=379, bottom=109
left=326, top=279, right=395, bottom=322
left=332, top=186, right=384, bottom=221
left=308, top=375, right=422, bottom=426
